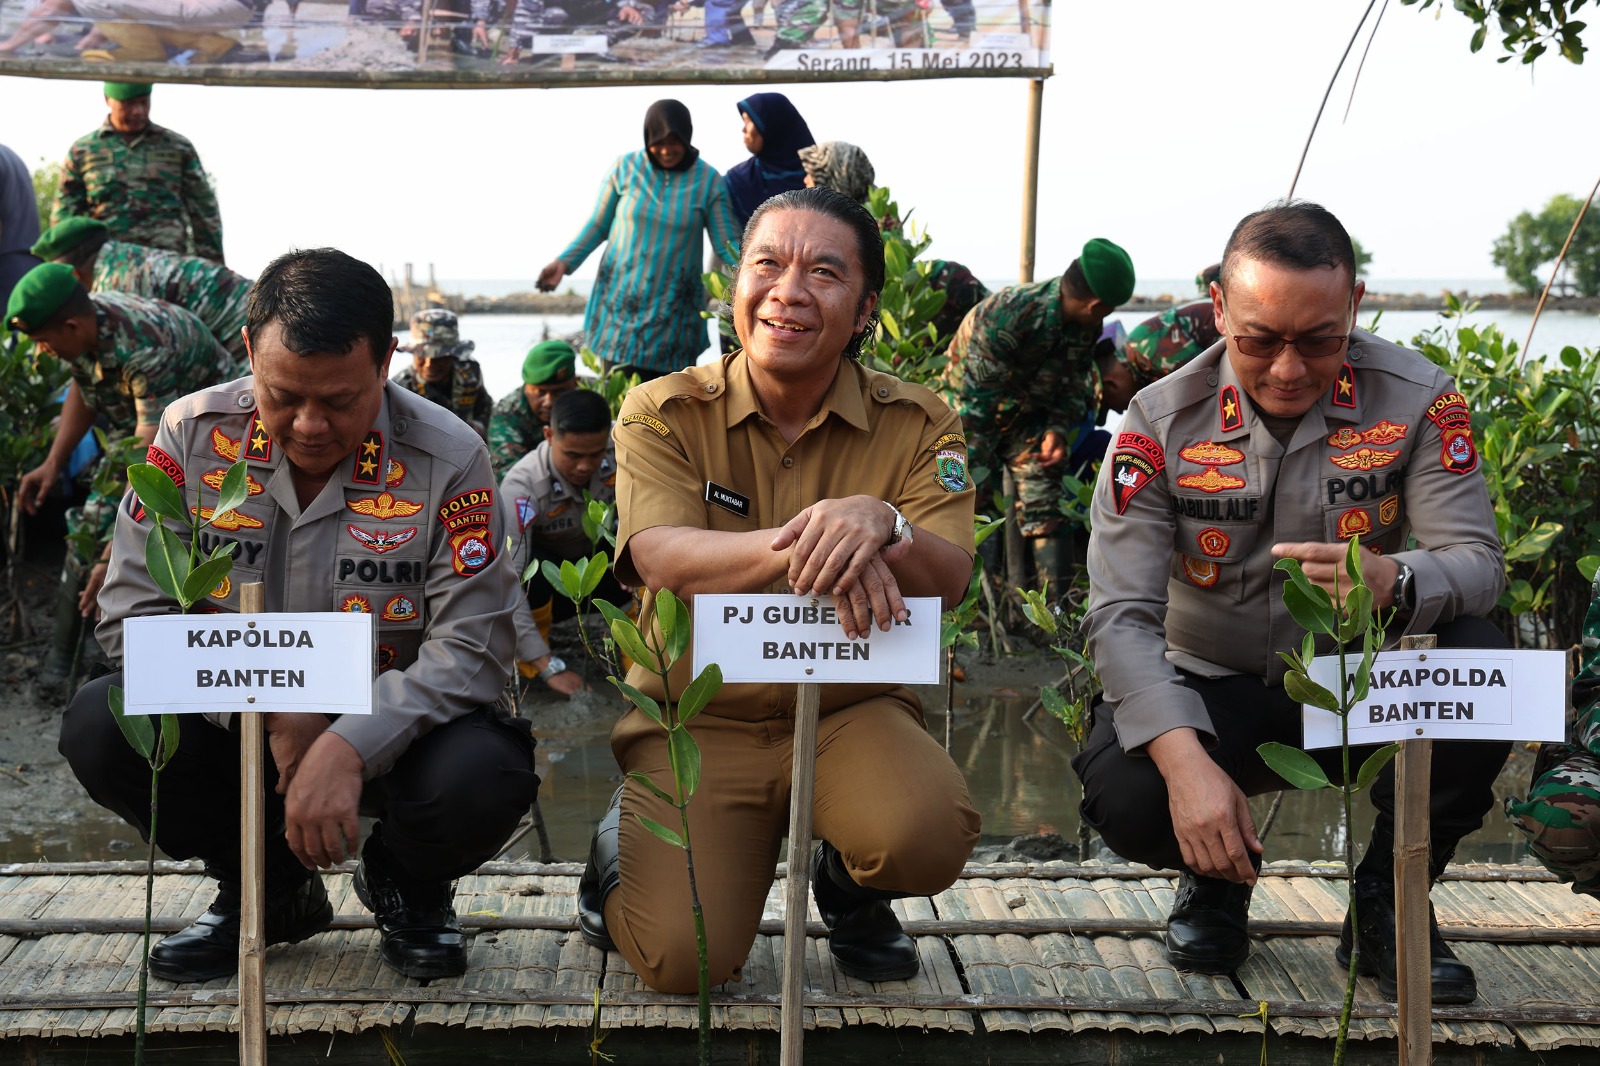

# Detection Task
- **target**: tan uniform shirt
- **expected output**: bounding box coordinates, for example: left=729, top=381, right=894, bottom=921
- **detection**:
left=97, top=379, right=520, bottom=779
left=614, top=353, right=975, bottom=722
left=1085, top=330, right=1505, bottom=753
left=498, top=436, right=618, bottom=662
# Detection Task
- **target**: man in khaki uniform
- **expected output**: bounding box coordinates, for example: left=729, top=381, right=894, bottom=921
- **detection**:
left=578, top=187, right=981, bottom=993
left=500, top=388, right=621, bottom=696
left=60, top=248, right=536, bottom=985
left=1074, top=201, right=1509, bottom=1004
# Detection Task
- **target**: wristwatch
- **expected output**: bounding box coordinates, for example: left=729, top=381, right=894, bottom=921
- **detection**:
left=1391, top=562, right=1416, bottom=616
left=883, top=501, right=914, bottom=546
left=538, top=655, right=568, bottom=681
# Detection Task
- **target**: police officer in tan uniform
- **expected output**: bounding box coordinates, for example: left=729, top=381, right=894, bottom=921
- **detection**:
left=1074, top=201, right=1509, bottom=1004
left=60, top=248, right=537, bottom=985
left=577, top=187, right=981, bottom=993
left=500, top=387, right=622, bottom=696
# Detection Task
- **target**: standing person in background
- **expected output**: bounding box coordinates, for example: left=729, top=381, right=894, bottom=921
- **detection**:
left=536, top=100, right=740, bottom=382
left=0, top=143, right=42, bottom=310
left=390, top=309, right=493, bottom=439
left=722, top=93, right=814, bottom=232
left=798, top=140, right=874, bottom=206
left=488, top=339, right=580, bottom=480
left=52, top=83, right=225, bottom=263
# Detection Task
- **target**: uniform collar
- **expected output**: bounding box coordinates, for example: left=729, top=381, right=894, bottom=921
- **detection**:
left=721, top=352, right=872, bottom=435
left=95, top=118, right=160, bottom=147
left=1210, top=343, right=1364, bottom=454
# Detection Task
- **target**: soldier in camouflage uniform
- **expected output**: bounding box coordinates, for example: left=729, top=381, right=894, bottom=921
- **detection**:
left=34, top=216, right=252, bottom=365
left=7, top=263, right=234, bottom=680
left=488, top=339, right=579, bottom=479
left=1508, top=568, right=1600, bottom=894
left=390, top=309, right=493, bottom=439
left=1124, top=265, right=1223, bottom=390
left=53, top=83, right=224, bottom=264
left=942, top=238, right=1135, bottom=589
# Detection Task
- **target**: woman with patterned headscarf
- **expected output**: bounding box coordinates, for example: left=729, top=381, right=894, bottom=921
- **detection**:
left=722, top=93, right=815, bottom=232
left=798, top=141, right=876, bottom=205
left=537, top=100, right=741, bottom=381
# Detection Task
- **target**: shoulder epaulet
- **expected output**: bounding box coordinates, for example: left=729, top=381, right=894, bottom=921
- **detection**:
left=387, top=385, right=484, bottom=472
left=1346, top=331, right=1443, bottom=388
left=1136, top=345, right=1225, bottom=423
left=863, top=366, right=952, bottom=423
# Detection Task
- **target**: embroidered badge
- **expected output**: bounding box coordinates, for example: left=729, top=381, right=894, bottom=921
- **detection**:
left=1440, top=426, right=1479, bottom=474
left=244, top=411, right=272, bottom=462
left=1325, top=427, right=1362, bottom=450
left=451, top=528, right=495, bottom=576
left=1425, top=391, right=1470, bottom=427
left=381, top=594, right=418, bottom=622
left=340, top=594, right=371, bottom=613
left=438, top=489, right=495, bottom=532
left=348, top=492, right=424, bottom=520
left=201, top=468, right=264, bottom=495
left=1116, top=432, right=1166, bottom=469
left=1111, top=452, right=1159, bottom=514
left=385, top=458, right=406, bottom=487
left=1362, top=420, right=1409, bottom=445
left=1333, top=363, right=1356, bottom=408
left=931, top=432, right=967, bottom=452
left=1329, top=447, right=1400, bottom=471
left=146, top=445, right=185, bottom=487
left=193, top=507, right=264, bottom=531
left=1176, top=468, right=1248, bottom=493
left=936, top=450, right=969, bottom=492
left=705, top=481, right=751, bottom=517
left=1182, top=556, right=1220, bottom=588
left=1337, top=507, right=1373, bottom=540
left=347, top=524, right=419, bottom=554
left=515, top=496, right=537, bottom=529
left=1219, top=386, right=1244, bottom=432
left=1379, top=494, right=1400, bottom=526
left=621, top=412, right=671, bottom=437
left=211, top=426, right=241, bottom=462
left=210, top=576, right=231, bottom=601
left=376, top=644, right=396, bottom=673
left=1179, top=441, right=1245, bottom=466
left=545, top=502, right=569, bottom=519
left=1197, top=528, right=1230, bottom=558
left=352, top=432, right=383, bottom=485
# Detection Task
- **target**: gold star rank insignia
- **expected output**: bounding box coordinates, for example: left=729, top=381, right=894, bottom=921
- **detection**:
left=352, top=431, right=383, bottom=485
left=243, top=411, right=272, bottom=461
left=1333, top=363, right=1356, bottom=409
left=1219, top=385, right=1244, bottom=432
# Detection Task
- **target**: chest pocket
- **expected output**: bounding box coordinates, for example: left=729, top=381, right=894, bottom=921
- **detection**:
left=1171, top=496, right=1262, bottom=604
left=80, top=150, right=123, bottom=199
left=1321, top=466, right=1407, bottom=554
left=333, top=541, right=428, bottom=632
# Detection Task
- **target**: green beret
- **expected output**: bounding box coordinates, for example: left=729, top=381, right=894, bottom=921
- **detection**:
left=103, top=82, right=153, bottom=101
left=1078, top=237, right=1135, bottom=308
left=6, top=263, right=81, bottom=334
left=522, top=340, right=577, bottom=385
left=32, top=217, right=109, bottom=261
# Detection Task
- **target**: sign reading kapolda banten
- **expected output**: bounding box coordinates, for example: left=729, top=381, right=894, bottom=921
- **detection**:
left=121, top=613, right=373, bottom=717
left=1301, top=647, right=1565, bottom=749
left=693, top=594, right=940, bottom=684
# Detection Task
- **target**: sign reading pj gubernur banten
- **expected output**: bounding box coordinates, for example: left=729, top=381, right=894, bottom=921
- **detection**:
left=692, top=594, right=940, bottom=685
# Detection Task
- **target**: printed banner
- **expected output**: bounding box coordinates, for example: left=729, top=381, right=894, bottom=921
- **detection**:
left=0, top=0, right=1051, bottom=84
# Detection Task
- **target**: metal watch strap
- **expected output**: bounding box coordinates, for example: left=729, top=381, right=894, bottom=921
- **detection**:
left=883, top=501, right=912, bottom=546
left=539, top=655, right=567, bottom=680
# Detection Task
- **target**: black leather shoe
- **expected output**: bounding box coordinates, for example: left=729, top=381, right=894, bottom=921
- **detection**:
left=578, top=786, right=624, bottom=952
left=353, top=845, right=467, bottom=980
left=148, top=876, right=332, bottom=983
left=1165, top=870, right=1254, bottom=973
left=812, top=841, right=919, bottom=982
left=1335, top=882, right=1477, bottom=1004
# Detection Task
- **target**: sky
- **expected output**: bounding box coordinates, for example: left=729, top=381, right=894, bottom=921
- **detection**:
left=2, top=0, right=1595, bottom=291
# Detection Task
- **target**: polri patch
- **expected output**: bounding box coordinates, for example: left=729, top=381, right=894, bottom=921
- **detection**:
left=1178, top=440, right=1244, bottom=467
left=1110, top=431, right=1165, bottom=515
left=936, top=450, right=969, bottom=492
left=210, top=576, right=231, bottom=601
left=1440, top=426, right=1479, bottom=474
left=349, top=492, right=424, bottom=519
left=385, top=458, right=407, bottom=487
left=1379, top=494, right=1400, bottom=526
left=377, top=644, right=396, bottom=673
left=382, top=594, right=418, bottom=622
left=1330, top=447, right=1399, bottom=471
left=347, top=524, right=418, bottom=555
left=1362, top=420, right=1408, bottom=445
left=439, top=489, right=495, bottom=533
left=1176, top=468, right=1246, bottom=493
left=451, top=527, right=495, bottom=576
left=146, top=445, right=185, bottom=487
left=211, top=427, right=242, bottom=462
left=1425, top=391, right=1470, bottom=428
left=1182, top=556, right=1219, bottom=588
left=1326, top=427, right=1362, bottom=450
left=202, top=467, right=264, bottom=496
left=705, top=481, right=750, bottom=517
left=1197, top=528, right=1230, bottom=558
left=1337, top=507, right=1372, bottom=540
left=340, top=594, right=372, bottom=613
left=622, top=412, right=672, bottom=438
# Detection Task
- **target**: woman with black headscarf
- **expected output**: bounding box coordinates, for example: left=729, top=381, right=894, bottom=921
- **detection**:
left=538, top=100, right=741, bottom=380
left=722, top=92, right=815, bottom=232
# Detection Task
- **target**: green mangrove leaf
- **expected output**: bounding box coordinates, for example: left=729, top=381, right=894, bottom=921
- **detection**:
left=521, top=555, right=542, bottom=583
left=1343, top=536, right=1365, bottom=589
left=1351, top=656, right=1373, bottom=703
left=181, top=554, right=235, bottom=608
left=1282, top=578, right=1336, bottom=638
left=594, top=598, right=630, bottom=627
left=156, top=713, right=181, bottom=771
left=1039, top=686, right=1076, bottom=727
left=144, top=522, right=190, bottom=602
left=108, top=685, right=155, bottom=760
left=1580, top=556, right=1600, bottom=582
left=608, top=617, right=658, bottom=674
left=627, top=771, right=676, bottom=805
left=668, top=727, right=701, bottom=799
left=1284, top=670, right=1340, bottom=712
left=580, top=553, right=609, bottom=598
left=1353, top=743, right=1401, bottom=792
left=558, top=559, right=583, bottom=601
left=973, top=516, right=1005, bottom=548
left=609, top=678, right=663, bottom=725
left=213, top=460, right=251, bottom=518
left=678, top=663, right=722, bottom=724
left=636, top=815, right=684, bottom=849
left=1258, top=741, right=1332, bottom=791
left=126, top=462, right=187, bottom=525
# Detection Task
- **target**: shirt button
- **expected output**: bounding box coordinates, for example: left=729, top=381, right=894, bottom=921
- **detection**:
left=782, top=456, right=794, bottom=468
left=237, top=393, right=254, bottom=408
left=705, top=383, right=717, bottom=393
left=394, top=418, right=409, bottom=435
left=1349, top=348, right=1363, bottom=362
left=877, top=387, right=889, bottom=398
left=1206, top=372, right=1218, bottom=387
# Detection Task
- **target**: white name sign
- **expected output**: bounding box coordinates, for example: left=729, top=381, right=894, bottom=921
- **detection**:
left=1301, top=648, right=1565, bottom=748
left=532, top=35, right=608, bottom=53
left=121, top=613, right=374, bottom=717
left=692, top=594, right=940, bottom=684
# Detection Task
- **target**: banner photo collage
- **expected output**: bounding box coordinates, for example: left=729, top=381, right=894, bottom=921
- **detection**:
left=0, top=0, right=1051, bottom=84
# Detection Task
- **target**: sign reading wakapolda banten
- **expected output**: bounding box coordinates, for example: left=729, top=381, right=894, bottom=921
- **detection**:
left=692, top=594, right=939, bottom=684
left=121, top=613, right=373, bottom=717
left=1301, top=648, right=1565, bottom=749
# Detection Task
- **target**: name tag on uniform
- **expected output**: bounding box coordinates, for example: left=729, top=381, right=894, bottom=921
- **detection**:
left=705, top=481, right=750, bottom=517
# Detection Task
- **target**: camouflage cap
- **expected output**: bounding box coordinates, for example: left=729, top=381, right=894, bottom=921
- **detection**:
left=522, top=339, right=577, bottom=385
left=1079, top=238, right=1135, bottom=308
left=32, top=217, right=109, bottom=261
left=405, top=308, right=466, bottom=358
left=6, top=263, right=81, bottom=333
left=103, top=81, right=153, bottom=101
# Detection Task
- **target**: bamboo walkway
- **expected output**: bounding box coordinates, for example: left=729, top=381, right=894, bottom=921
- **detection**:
left=3, top=858, right=1600, bottom=1063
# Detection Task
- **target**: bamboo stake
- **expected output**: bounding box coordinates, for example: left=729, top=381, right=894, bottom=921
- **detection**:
left=1395, top=633, right=1436, bottom=1066
left=1519, top=174, right=1600, bottom=367
left=418, top=0, right=436, bottom=63
left=779, top=681, right=821, bottom=1066
left=238, top=582, right=267, bottom=1066
left=1017, top=78, right=1043, bottom=285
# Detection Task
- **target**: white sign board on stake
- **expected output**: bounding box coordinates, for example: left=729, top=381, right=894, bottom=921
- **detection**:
left=1301, top=647, right=1565, bottom=749
left=121, top=613, right=374, bottom=717
left=691, top=594, right=941, bottom=684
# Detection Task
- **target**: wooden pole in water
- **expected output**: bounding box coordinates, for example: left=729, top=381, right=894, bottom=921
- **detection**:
left=779, top=681, right=821, bottom=1066
left=238, top=581, right=267, bottom=1066
left=1395, top=632, right=1436, bottom=1066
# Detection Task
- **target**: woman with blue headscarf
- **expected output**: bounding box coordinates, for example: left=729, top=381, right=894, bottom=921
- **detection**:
left=722, top=93, right=816, bottom=233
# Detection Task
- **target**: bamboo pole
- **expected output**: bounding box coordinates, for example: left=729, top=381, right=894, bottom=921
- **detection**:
left=418, top=0, right=436, bottom=63
left=779, top=681, right=821, bottom=1066
left=1395, top=633, right=1436, bottom=1066
left=238, top=582, right=267, bottom=1066
left=1018, top=78, right=1043, bottom=285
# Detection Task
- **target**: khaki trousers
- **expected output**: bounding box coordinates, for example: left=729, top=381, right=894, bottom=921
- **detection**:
left=604, top=693, right=981, bottom=993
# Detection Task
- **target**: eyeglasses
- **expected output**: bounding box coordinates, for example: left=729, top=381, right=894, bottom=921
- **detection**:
left=1220, top=294, right=1352, bottom=360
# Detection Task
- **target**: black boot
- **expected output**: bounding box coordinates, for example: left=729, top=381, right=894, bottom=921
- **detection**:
left=577, top=786, right=623, bottom=952
left=1334, top=879, right=1477, bottom=1004
left=1165, top=865, right=1257, bottom=973
left=148, top=874, right=332, bottom=983
left=812, top=840, right=919, bottom=982
left=353, top=829, right=467, bottom=980
left=41, top=560, right=86, bottom=686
